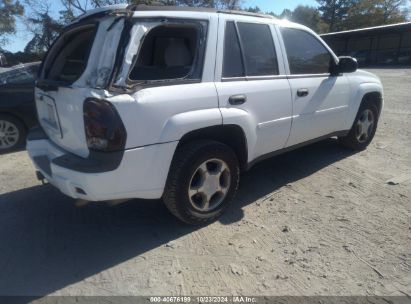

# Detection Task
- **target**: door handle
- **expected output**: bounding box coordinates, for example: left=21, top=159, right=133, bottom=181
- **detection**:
left=229, top=94, right=247, bottom=105
left=297, top=88, right=309, bottom=97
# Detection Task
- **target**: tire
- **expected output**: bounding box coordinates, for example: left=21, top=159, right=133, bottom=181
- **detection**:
left=339, top=99, right=379, bottom=150
left=163, top=140, right=240, bottom=225
left=0, top=114, right=26, bottom=153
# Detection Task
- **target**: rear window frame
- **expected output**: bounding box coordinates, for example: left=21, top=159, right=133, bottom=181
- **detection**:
left=39, top=22, right=99, bottom=86
left=125, top=17, right=209, bottom=89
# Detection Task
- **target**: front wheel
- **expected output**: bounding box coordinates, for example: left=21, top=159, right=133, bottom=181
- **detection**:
left=163, top=140, right=240, bottom=225
left=339, top=101, right=379, bottom=150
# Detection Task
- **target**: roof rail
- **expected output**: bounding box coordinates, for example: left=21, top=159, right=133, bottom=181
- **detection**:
left=126, top=4, right=276, bottom=20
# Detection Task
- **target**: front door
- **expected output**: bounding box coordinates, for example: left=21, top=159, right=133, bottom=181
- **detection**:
left=278, top=27, right=351, bottom=147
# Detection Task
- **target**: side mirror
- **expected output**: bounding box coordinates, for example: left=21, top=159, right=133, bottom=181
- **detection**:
left=337, top=56, right=358, bottom=74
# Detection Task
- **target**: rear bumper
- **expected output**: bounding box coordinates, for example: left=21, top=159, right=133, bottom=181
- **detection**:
left=27, top=127, right=178, bottom=201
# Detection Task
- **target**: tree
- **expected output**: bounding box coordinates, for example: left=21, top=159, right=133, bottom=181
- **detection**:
left=290, top=5, right=322, bottom=32
left=279, top=8, right=293, bottom=19
left=23, top=0, right=63, bottom=53
left=59, top=0, right=242, bottom=22
left=244, top=5, right=261, bottom=13
left=344, top=0, right=408, bottom=30
left=379, top=0, right=408, bottom=23
left=22, top=0, right=242, bottom=52
left=24, top=12, right=63, bottom=53
left=0, top=0, right=24, bottom=46
left=316, top=0, right=353, bottom=31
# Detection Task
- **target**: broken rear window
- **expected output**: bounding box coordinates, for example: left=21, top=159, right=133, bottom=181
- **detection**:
left=44, top=25, right=96, bottom=84
left=128, top=21, right=207, bottom=84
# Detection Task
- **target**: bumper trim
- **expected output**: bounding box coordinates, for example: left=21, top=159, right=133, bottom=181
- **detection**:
left=27, top=127, right=125, bottom=174
left=27, top=126, right=48, bottom=141
left=52, top=150, right=124, bottom=173
left=33, top=155, right=52, bottom=176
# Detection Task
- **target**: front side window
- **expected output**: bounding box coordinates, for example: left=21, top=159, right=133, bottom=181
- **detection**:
left=129, top=21, right=207, bottom=83
left=281, top=28, right=333, bottom=74
left=223, top=22, right=279, bottom=78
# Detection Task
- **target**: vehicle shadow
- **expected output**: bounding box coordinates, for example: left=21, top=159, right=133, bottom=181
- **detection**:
left=0, top=145, right=26, bottom=155
left=0, top=138, right=355, bottom=301
left=220, top=138, right=355, bottom=225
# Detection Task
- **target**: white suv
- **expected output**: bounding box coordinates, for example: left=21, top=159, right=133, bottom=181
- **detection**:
left=27, top=5, right=383, bottom=224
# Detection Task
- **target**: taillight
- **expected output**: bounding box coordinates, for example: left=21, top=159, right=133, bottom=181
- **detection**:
left=83, top=98, right=127, bottom=152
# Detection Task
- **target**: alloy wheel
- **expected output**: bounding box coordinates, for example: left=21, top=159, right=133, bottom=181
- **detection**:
left=188, top=158, right=231, bottom=212
left=0, top=120, right=20, bottom=150
left=356, top=109, right=375, bottom=143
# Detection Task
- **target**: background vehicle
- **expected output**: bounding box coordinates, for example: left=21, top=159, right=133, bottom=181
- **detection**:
left=27, top=6, right=383, bottom=224
left=0, top=62, right=40, bottom=152
left=0, top=53, right=7, bottom=67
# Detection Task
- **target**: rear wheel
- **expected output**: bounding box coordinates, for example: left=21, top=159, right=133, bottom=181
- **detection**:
left=163, top=140, right=240, bottom=225
left=0, top=114, right=26, bottom=153
left=339, top=100, right=379, bottom=150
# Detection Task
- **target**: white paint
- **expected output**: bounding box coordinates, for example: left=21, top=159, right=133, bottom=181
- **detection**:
left=28, top=7, right=384, bottom=201
left=27, top=138, right=178, bottom=200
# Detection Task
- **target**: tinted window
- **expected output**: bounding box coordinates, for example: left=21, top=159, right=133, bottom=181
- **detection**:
left=223, top=22, right=245, bottom=78
left=281, top=28, right=332, bottom=74
left=237, top=23, right=279, bottom=76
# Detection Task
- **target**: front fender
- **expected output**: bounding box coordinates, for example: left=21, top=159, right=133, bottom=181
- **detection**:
left=344, top=82, right=384, bottom=130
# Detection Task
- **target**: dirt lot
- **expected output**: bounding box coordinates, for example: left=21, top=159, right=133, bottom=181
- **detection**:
left=0, top=69, right=410, bottom=298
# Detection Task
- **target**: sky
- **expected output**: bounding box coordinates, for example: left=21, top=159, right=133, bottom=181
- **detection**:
left=4, top=0, right=318, bottom=53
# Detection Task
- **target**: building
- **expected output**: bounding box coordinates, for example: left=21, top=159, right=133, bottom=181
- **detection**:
left=321, top=22, right=411, bottom=67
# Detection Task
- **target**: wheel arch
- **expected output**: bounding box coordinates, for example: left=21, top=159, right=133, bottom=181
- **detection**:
left=176, top=124, right=249, bottom=171
left=0, top=111, right=28, bottom=130
left=344, top=83, right=383, bottom=130
left=362, top=91, right=383, bottom=116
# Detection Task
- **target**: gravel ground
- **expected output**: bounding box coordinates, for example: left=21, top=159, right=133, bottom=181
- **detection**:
left=0, top=69, right=410, bottom=298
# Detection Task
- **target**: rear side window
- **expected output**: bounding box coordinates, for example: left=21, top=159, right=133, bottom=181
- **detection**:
left=223, top=22, right=279, bottom=78
left=129, top=22, right=207, bottom=83
left=281, top=28, right=333, bottom=74
left=223, top=22, right=245, bottom=78
left=237, top=23, right=279, bottom=76
left=45, top=25, right=96, bottom=83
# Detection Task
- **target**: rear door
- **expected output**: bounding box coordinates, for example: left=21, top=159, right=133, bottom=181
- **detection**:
left=278, top=27, right=351, bottom=147
left=215, top=16, right=293, bottom=161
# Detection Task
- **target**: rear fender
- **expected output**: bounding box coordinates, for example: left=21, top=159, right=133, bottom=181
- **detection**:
left=219, top=108, right=257, bottom=162
left=159, top=109, right=222, bottom=143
